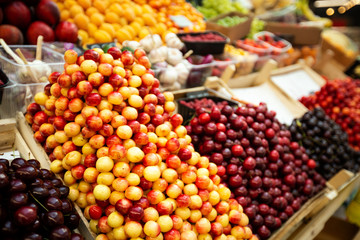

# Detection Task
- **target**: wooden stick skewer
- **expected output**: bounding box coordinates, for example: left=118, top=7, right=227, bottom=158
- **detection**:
left=36, top=35, right=43, bottom=61
left=0, top=38, right=24, bottom=65
left=183, top=50, right=193, bottom=59
left=15, top=48, right=38, bottom=83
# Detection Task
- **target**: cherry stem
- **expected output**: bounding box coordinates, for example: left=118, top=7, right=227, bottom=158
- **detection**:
left=29, top=191, right=49, bottom=212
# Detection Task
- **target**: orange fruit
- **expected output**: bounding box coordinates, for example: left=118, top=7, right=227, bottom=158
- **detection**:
left=74, top=14, right=90, bottom=30
left=78, top=0, right=92, bottom=9
left=94, top=30, right=112, bottom=43
left=86, top=7, right=100, bottom=17
left=93, top=0, right=109, bottom=13
left=90, top=12, right=105, bottom=27
left=70, top=4, right=84, bottom=17
left=105, top=12, right=119, bottom=24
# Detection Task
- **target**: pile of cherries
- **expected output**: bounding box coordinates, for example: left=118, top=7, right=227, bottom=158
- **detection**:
left=0, top=158, right=82, bottom=240
left=186, top=102, right=326, bottom=239
left=300, top=78, right=360, bottom=150
left=289, top=108, right=360, bottom=180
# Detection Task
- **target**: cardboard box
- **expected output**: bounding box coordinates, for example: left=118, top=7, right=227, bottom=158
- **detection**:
left=206, top=12, right=252, bottom=42
left=264, top=22, right=323, bottom=45
left=315, top=217, right=360, bottom=240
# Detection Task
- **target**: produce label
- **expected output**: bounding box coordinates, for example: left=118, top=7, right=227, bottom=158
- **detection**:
left=170, top=15, right=193, bottom=28
left=271, top=69, right=321, bottom=100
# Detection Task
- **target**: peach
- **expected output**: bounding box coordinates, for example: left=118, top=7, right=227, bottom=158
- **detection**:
left=4, top=2, right=31, bottom=30
left=26, top=21, right=54, bottom=44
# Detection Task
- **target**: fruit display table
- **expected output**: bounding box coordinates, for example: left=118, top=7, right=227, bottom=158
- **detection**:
left=1, top=0, right=359, bottom=236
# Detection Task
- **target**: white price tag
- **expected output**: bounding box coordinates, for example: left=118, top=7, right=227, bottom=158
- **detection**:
left=271, top=69, right=321, bottom=100
left=232, top=83, right=295, bottom=125
left=170, top=15, right=193, bottom=28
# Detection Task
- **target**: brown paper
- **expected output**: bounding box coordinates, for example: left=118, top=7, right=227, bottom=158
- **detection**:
left=264, top=22, right=323, bottom=45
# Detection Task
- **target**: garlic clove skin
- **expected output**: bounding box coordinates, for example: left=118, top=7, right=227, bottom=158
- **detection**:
left=166, top=48, right=183, bottom=66
left=123, top=40, right=142, bottom=51
left=159, top=66, right=178, bottom=85
left=149, top=46, right=168, bottom=63
left=174, top=62, right=190, bottom=85
left=165, top=33, right=184, bottom=50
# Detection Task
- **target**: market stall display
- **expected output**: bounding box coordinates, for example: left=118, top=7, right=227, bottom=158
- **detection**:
left=185, top=100, right=325, bottom=239
left=52, top=0, right=205, bottom=46
left=0, top=0, right=359, bottom=239
left=22, top=47, right=258, bottom=240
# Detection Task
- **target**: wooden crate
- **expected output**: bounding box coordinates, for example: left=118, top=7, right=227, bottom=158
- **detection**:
left=0, top=118, right=34, bottom=160
left=269, top=169, right=356, bottom=240
left=16, top=112, right=96, bottom=240
left=289, top=171, right=360, bottom=240
left=0, top=117, right=92, bottom=238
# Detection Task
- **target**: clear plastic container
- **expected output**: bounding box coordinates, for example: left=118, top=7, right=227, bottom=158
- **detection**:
left=236, top=40, right=273, bottom=56
left=0, top=80, right=47, bottom=118
left=215, top=53, right=258, bottom=77
left=186, top=61, right=214, bottom=88
left=254, top=31, right=292, bottom=55
left=0, top=45, right=64, bottom=84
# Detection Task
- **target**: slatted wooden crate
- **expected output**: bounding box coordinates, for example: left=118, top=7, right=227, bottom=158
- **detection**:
left=16, top=113, right=96, bottom=240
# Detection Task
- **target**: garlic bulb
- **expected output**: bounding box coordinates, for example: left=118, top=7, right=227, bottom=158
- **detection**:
left=122, top=40, right=141, bottom=50
left=166, top=48, right=183, bottom=66
left=140, top=34, right=163, bottom=52
left=18, top=60, right=51, bottom=83
left=172, top=81, right=181, bottom=90
left=165, top=33, right=184, bottom=50
left=159, top=66, right=178, bottom=85
left=174, top=61, right=190, bottom=85
left=149, top=46, right=168, bottom=63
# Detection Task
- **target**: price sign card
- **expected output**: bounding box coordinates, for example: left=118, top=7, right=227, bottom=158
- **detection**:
left=232, top=83, right=297, bottom=125
left=271, top=69, right=322, bottom=100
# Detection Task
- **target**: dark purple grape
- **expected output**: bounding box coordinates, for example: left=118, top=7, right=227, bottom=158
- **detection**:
left=14, top=206, right=37, bottom=226
left=27, top=159, right=41, bottom=169
left=16, top=165, right=38, bottom=181
left=50, top=225, right=71, bottom=240
left=11, top=158, right=27, bottom=170
left=10, top=192, right=29, bottom=208
left=9, top=178, right=27, bottom=192
left=31, top=186, right=50, bottom=199
left=44, top=210, right=64, bottom=227
left=45, top=196, right=62, bottom=210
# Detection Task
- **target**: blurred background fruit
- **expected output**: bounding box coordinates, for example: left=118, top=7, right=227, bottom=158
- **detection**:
left=52, top=0, right=205, bottom=47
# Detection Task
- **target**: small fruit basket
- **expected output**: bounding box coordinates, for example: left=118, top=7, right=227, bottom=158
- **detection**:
left=177, top=31, right=229, bottom=55
left=0, top=45, right=64, bottom=84
left=0, top=80, right=47, bottom=118
left=236, top=39, right=273, bottom=71
left=254, top=31, right=292, bottom=55
left=206, top=11, right=253, bottom=42
left=221, top=44, right=258, bottom=77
